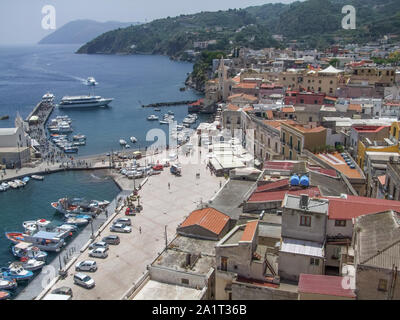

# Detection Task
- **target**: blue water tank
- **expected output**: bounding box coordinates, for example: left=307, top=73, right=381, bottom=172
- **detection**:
left=290, top=175, right=300, bottom=186
left=300, top=175, right=310, bottom=187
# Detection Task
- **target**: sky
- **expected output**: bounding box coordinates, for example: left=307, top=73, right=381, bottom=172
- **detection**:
left=0, top=0, right=296, bottom=44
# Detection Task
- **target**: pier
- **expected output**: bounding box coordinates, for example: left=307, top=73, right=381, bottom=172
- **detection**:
left=141, top=100, right=198, bottom=108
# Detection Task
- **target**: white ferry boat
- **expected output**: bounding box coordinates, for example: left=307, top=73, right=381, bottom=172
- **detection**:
left=59, top=95, right=113, bottom=108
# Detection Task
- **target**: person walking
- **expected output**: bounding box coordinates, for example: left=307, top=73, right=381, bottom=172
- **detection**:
left=139, top=226, right=142, bottom=234
left=168, top=182, right=170, bottom=190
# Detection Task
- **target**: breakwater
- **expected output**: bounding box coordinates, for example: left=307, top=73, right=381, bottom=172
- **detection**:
left=141, top=100, right=198, bottom=108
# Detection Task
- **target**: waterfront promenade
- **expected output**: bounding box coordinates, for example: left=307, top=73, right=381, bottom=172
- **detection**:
left=38, top=142, right=225, bottom=300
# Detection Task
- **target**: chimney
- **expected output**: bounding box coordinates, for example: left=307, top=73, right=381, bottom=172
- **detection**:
left=300, top=194, right=309, bottom=209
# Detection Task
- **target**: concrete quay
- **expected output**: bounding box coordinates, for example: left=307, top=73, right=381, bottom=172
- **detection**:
left=38, top=144, right=225, bottom=300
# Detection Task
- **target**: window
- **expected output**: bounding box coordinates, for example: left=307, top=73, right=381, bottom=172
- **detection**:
left=300, top=215, right=311, bottom=227
left=220, top=257, right=228, bottom=271
left=329, top=88, right=333, bottom=94
left=378, top=279, right=387, bottom=291
left=289, top=135, right=293, bottom=147
left=309, top=116, right=313, bottom=122
left=181, top=278, right=189, bottom=285
left=310, top=258, right=320, bottom=266
left=297, top=140, right=301, bottom=152
left=300, top=99, right=304, bottom=104
left=289, top=150, right=292, bottom=160
left=335, top=220, right=347, bottom=227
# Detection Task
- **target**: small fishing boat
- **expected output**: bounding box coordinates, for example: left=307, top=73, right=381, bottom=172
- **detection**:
left=73, top=141, right=86, bottom=146
left=73, top=134, right=86, bottom=141
left=119, top=139, right=127, bottom=146
left=154, top=108, right=161, bottom=111
left=65, top=217, right=89, bottom=226
left=5, top=231, right=65, bottom=252
left=1, top=182, right=10, bottom=190
left=11, top=242, right=48, bottom=261
left=0, top=276, right=17, bottom=290
left=23, top=219, right=52, bottom=235
left=54, top=224, right=78, bottom=234
left=125, top=144, right=130, bottom=149
left=14, top=180, right=25, bottom=187
left=1, top=263, right=34, bottom=281
left=130, top=136, right=137, bottom=143
left=18, top=258, right=45, bottom=271
left=86, top=77, right=97, bottom=86
left=31, top=175, right=44, bottom=181
left=64, top=147, right=78, bottom=153
left=147, top=115, right=158, bottom=121
left=167, top=110, right=174, bottom=115
left=22, top=177, right=30, bottom=184
left=0, top=291, right=11, bottom=300
left=8, top=181, right=18, bottom=189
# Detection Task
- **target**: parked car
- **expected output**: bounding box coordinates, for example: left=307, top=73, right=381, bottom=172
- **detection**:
left=110, top=223, right=132, bottom=233
left=73, top=273, right=95, bottom=289
left=75, top=260, right=97, bottom=272
left=88, top=247, right=108, bottom=259
left=102, top=235, right=120, bottom=245
left=114, top=218, right=131, bottom=226
left=51, top=286, right=73, bottom=297
left=89, top=241, right=109, bottom=251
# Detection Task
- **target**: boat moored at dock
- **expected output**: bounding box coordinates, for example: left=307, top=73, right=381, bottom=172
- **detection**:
left=5, top=231, right=65, bottom=252
left=11, top=242, right=48, bottom=261
left=1, top=263, right=34, bottom=281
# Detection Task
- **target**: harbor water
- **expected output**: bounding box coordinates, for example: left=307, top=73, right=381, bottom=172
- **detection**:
left=0, top=44, right=205, bottom=156
left=0, top=170, right=120, bottom=297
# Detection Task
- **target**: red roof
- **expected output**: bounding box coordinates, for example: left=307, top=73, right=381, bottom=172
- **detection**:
left=298, top=274, right=356, bottom=298
left=240, top=220, right=258, bottom=242
left=377, top=175, right=386, bottom=186
left=255, top=179, right=289, bottom=193
left=180, top=207, right=230, bottom=235
left=248, top=187, right=321, bottom=203
left=189, top=98, right=204, bottom=106
left=266, top=110, right=273, bottom=120
left=326, top=195, right=400, bottom=220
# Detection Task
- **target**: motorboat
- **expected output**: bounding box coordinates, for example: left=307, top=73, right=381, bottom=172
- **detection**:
left=5, top=231, right=65, bottom=252
left=22, top=177, right=30, bottom=184
left=42, top=92, right=55, bottom=103
left=31, top=175, right=44, bottom=181
left=64, top=147, right=79, bottom=153
left=147, top=115, right=159, bottom=121
left=0, top=276, right=17, bottom=290
left=7, top=181, right=18, bottom=189
left=65, top=214, right=92, bottom=221
left=11, top=242, right=48, bottom=261
left=119, top=139, right=127, bottom=146
left=154, top=108, right=161, bottom=111
left=130, top=136, right=137, bottom=143
left=125, top=144, right=130, bottom=149
left=23, top=219, right=52, bottom=235
left=73, top=134, right=86, bottom=141
left=14, top=180, right=25, bottom=188
left=1, top=263, right=34, bottom=281
left=59, top=95, right=113, bottom=108
left=51, top=198, right=109, bottom=216
left=1, top=182, right=9, bottom=190
left=73, top=141, right=86, bottom=146
left=86, top=77, right=97, bottom=86
left=65, top=217, right=89, bottom=226
left=17, top=259, right=45, bottom=271
left=167, top=110, right=174, bottom=115
left=54, top=224, right=78, bottom=234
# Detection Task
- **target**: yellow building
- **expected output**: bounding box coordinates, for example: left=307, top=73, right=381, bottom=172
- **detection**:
left=357, top=136, right=399, bottom=169
left=280, top=122, right=327, bottom=160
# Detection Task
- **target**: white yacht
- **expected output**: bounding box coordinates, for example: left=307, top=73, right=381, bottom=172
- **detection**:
left=86, top=77, right=97, bottom=86
left=59, top=95, right=113, bottom=108
left=119, top=139, right=127, bottom=146
left=130, top=137, right=137, bottom=143
left=147, top=115, right=159, bottom=121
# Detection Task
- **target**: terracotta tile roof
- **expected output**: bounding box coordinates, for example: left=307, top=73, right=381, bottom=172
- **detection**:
left=240, top=220, right=259, bottom=242
left=226, top=103, right=240, bottom=111
left=282, top=107, right=295, bottom=113
left=266, top=110, right=273, bottom=120
left=255, top=179, right=289, bottom=193
left=248, top=187, right=321, bottom=203
left=315, top=152, right=363, bottom=180
left=233, top=83, right=258, bottom=89
left=326, top=195, right=400, bottom=220
left=298, top=274, right=356, bottom=298
left=348, top=104, right=362, bottom=112
left=352, top=125, right=388, bottom=133
left=283, top=122, right=326, bottom=133
left=232, top=75, right=241, bottom=83
left=180, top=207, right=230, bottom=235
left=227, top=93, right=258, bottom=102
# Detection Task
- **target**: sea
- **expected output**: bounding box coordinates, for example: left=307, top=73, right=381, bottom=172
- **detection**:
left=0, top=44, right=204, bottom=296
